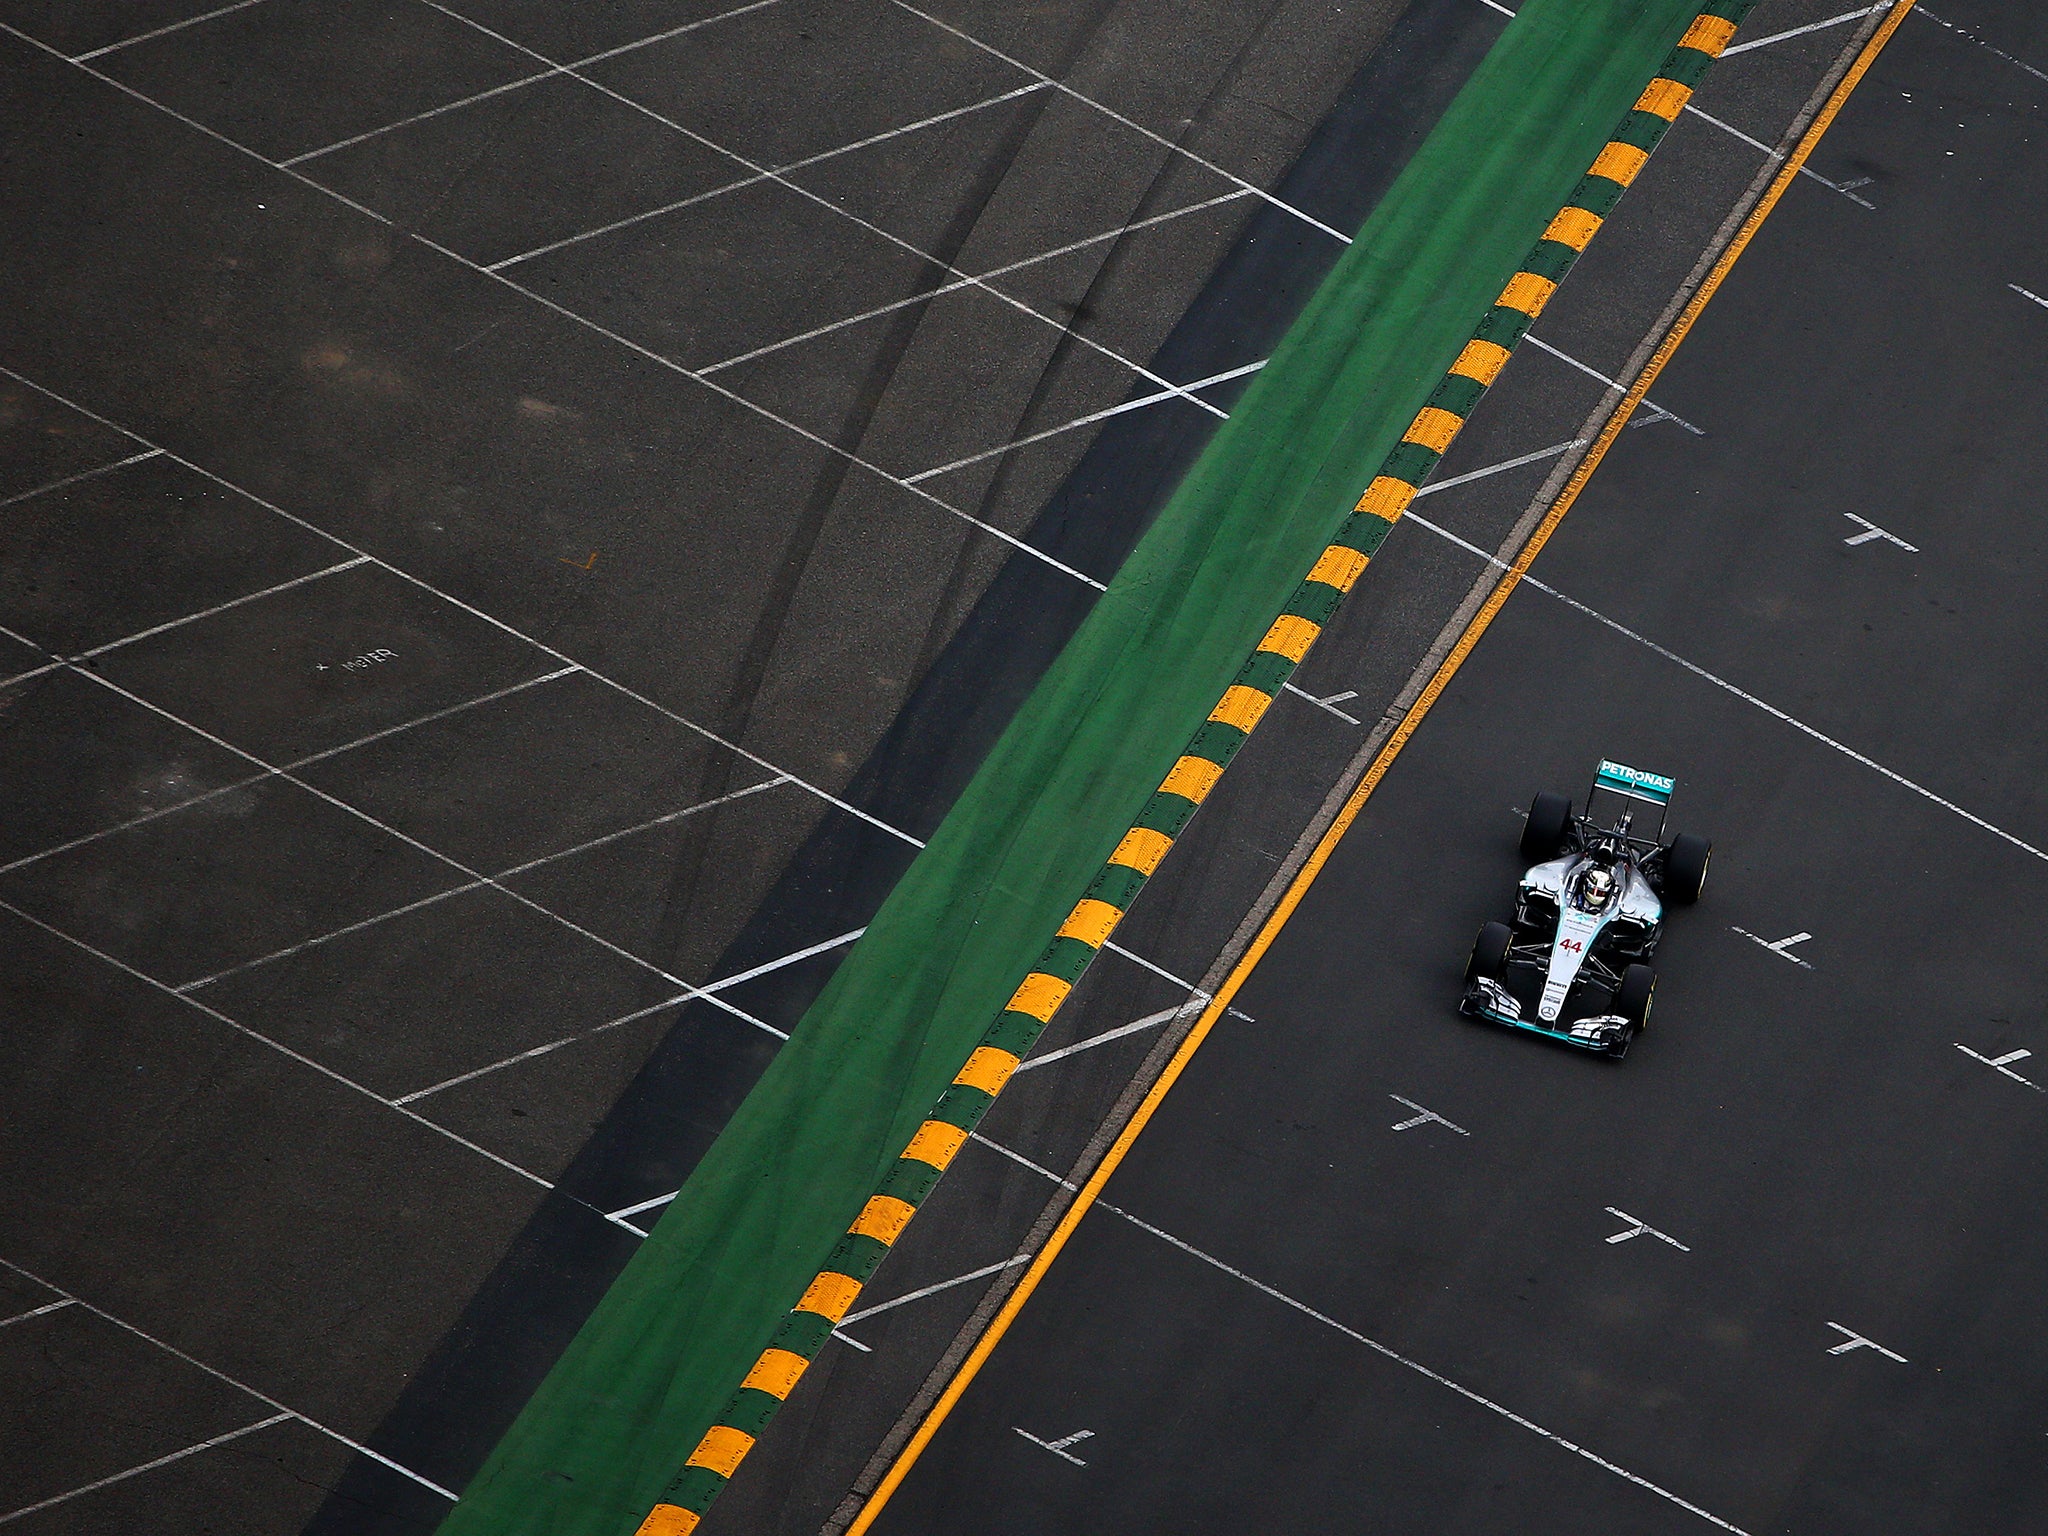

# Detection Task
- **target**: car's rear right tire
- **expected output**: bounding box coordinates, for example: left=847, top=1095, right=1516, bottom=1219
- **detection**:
left=1521, top=792, right=1573, bottom=862
left=1466, top=921, right=1512, bottom=983
left=1662, top=833, right=1712, bottom=905
left=1615, top=962, right=1656, bottom=1028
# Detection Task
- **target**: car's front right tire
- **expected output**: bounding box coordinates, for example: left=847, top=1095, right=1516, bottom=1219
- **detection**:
left=1466, top=921, right=1512, bottom=983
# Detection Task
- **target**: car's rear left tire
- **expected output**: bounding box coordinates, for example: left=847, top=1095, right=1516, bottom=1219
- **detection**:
left=1662, top=833, right=1711, bottom=905
left=1466, top=921, right=1512, bottom=983
left=1521, top=792, right=1572, bottom=862
left=1615, top=962, right=1656, bottom=1028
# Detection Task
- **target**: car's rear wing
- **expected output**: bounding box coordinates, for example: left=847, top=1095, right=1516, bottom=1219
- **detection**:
left=1588, top=758, right=1674, bottom=840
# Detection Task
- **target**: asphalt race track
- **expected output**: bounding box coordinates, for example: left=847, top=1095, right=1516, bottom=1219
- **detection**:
left=863, top=5, right=2048, bottom=1534
left=4, top=0, right=2044, bottom=1533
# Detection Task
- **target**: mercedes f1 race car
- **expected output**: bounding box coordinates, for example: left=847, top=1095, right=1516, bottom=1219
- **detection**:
left=1461, top=760, right=1711, bottom=1060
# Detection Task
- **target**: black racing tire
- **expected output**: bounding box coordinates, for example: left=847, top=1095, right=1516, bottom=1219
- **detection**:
left=1521, top=792, right=1573, bottom=862
left=1466, top=921, right=1513, bottom=984
left=1662, top=833, right=1712, bottom=905
left=1615, top=963, right=1656, bottom=1028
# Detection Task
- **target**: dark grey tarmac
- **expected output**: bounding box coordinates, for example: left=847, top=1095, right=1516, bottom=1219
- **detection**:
left=866, top=5, right=2048, bottom=1533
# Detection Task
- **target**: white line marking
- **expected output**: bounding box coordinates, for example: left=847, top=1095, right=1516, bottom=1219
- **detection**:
left=1015, top=1004, right=1193, bottom=1072
left=391, top=994, right=693, bottom=1104
left=887, top=0, right=1352, bottom=245
left=1101, top=942, right=1201, bottom=994
left=695, top=193, right=1252, bottom=379
left=0, top=1258, right=456, bottom=1499
left=0, top=1298, right=75, bottom=1327
left=1603, top=1207, right=1691, bottom=1251
left=839, top=1253, right=1033, bottom=1327
left=1917, top=7, right=2048, bottom=86
left=1732, top=927, right=1816, bottom=969
left=0, top=365, right=924, bottom=849
left=1478, top=0, right=1517, bottom=15
left=0, top=25, right=393, bottom=224
left=0, top=666, right=581, bottom=879
left=1825, top=1322, right=1908, bottom=1362
left=281, top=0, right=789, bottom=163
left=0, top=447, right=163, bottom=509
left=2009, top=283, right=2048, bottom=311
left=69, top=0, right=273, bottom=60
left=1681, top=103, right=1876, bottom=207
left=1401, top=509, right=2048, bottom=866
left=1722, top=4, right=1888, bottom=56
left=0, top=1413, right=295, bottom=1525
left=417, top=1, right=1234, bottom=429
left=696, top=927, right=865, bottom=994
left=1955, top=1043, right=2046, bottom=1092
left=76, top=556, right=371, bottom=657
left=1097, top=1192, right=1752, bottom=1533
left=901, top=360, right=1267, bottom=484
left=1841, top=512, right=1916, bottom=550
left=186, top=776, right=793, bottom=997
left=1412, top=439, right=1584, bottom=499
left=1283, top=682, right=1361, bottom=725
left=1013, top=1426, right=1093, bottom=1465
left=0, top=897, right=559, bottom=1191
left=1520, top=337, right=1701, bottom=433
left=487, top=82, right=1053, bottom=267
left=1390, top=1093, right=1470, bottom=1135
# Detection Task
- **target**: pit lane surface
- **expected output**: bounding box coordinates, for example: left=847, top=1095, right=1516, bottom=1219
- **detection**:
left=867, top=5, right=2048, bottom=1531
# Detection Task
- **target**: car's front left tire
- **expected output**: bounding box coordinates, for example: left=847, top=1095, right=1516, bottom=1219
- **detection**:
left=1615, top=962, right=1656, bottom=1028
left=1521, top=792, right=1573, bottom=862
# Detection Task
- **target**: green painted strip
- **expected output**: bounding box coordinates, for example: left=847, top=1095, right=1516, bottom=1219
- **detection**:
left=1380, top=438, right=1444, bottom=484
left=434, top=6, right=1743, bottom=1532
left=1662, top=47, right=1716, bottom=86
left=1236, top=649, right=1297, bottom=694
left=983, top=1012, right=1047, bottom=1056
left=1570, top=174, right=1630, bottom=216
left=1612, top=109, right=1669, bottom=151
left=1134, top=791, right=1199, bottom=838
left=1087, top=861, right=1149, bottom=909
left=825, top=1232, right=890, bottom=1281
left=720, top=1387, right=781, bottom=1437
left=1427, top=372, right=1489, bottom=418
left=1336, top=511, right=1398, bottom=557
left=768, top=1310, right=833, bottom=1359
left=1033, top=934, right=1098, bottom=983
left=1521, top=238, right=1579, bottom=282
left=876, top=1159, right=941, bottom=1207
left=929, top=1083, right=996, bottom=1129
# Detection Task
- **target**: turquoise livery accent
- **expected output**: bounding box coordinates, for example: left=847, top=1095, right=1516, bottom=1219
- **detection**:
left=1595, top=759, right=1674, bottom=805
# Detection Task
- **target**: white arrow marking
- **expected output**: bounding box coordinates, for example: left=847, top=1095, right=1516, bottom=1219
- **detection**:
left=1389, top=1094, right=1469, bottom=1136
left=1014, top=1427, right=1095, bottom=1465
left=1826, top=1322, right=1908, bottom=1362
left=1603, top=1207, right=1691, bottom=1251
left=1955, top=1043, right=2045, bottom=1091
left=1842, top=513, right=1918, bottom=551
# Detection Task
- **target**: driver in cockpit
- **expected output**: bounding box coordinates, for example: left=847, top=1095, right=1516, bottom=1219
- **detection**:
left=1574, top=864, right=1617, bottom=913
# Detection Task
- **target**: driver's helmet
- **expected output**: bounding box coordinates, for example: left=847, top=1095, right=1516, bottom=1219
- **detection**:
left=1578, top=864, right=1617, bottom=911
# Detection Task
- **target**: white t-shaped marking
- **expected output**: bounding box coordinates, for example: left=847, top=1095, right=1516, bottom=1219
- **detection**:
left=1826, top=1322, right=1908, bottom=1362
left=1955, top=1043, right=2046, bottom=1091
left=1014, top=1427, right=1094, bottom=1465
left=1603, top=1207, right=1692, bottom=1251
left=1389, top=1095, right=1470, bottom=1136
left=1843, top=513, right=1918, bottom=551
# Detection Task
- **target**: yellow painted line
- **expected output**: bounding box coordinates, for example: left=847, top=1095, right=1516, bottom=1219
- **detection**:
left=1305, top=544, right=1369, bottom=593
left=1158, top=753, right=1224, bottom=804
left=1541, top=205, right=1603, bottom=251
left=1209, top=683, right=1275, bottom=732
left=1257, top=613, right=1321, bottom=661
left=1634, top=76, right=1693, bottom=121
left=793, top=1271, right=861, bottom=1323
left=1056, top=897, right=1125, bottom=947
left=1588, top=139, right=1649, bottom=186
left=842, top=10, right=1911, bottom=1529
left=1679, top=13, right=1738, bottom=54
left=1497, top=269, right=1559, bottom=317
left=1354, top=474, right=1418, bottom=517
left=1005, top=971, right=1071, bottom=1022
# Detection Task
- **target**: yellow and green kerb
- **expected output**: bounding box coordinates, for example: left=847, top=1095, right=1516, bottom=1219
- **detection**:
left=634, top=4, right=1755, bottom=1531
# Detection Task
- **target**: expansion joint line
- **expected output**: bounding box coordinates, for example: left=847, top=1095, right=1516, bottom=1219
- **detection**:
left=627, top=8, right=1760, bottom=1533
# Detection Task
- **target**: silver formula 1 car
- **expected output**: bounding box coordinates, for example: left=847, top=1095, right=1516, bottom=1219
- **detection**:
left=1461, top=760, right=1711, bottom=1060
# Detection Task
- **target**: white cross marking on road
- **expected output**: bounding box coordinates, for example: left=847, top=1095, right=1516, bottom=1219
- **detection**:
left=1955, top=1043, right=2046, bottom=1091
left=1732, top=927, right=1815, bottom=969
left=1284, top=682, right=1361, bottom=724
left=1825, top=1322, right=1908, bottom=1362
left=1842, top=513, right=1918, bottom=551
left=1603, top=1207, right=1692, bottom=1251
left=1389, top=1095, right=1470, bottom=1136
left=1014, top=1427, right=1095, bottom=1465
